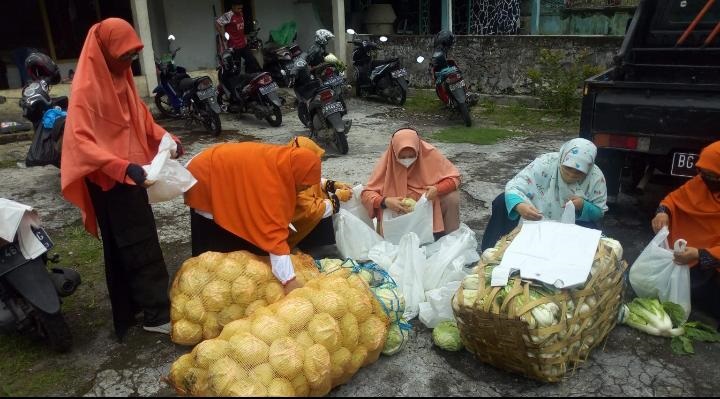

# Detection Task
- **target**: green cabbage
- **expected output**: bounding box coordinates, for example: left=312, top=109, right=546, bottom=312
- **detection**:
left=382, top=320, right=409, bottom=356
left=432, top=321, right=464, bottom=351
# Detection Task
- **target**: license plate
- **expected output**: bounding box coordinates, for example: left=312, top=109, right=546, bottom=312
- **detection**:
left=0, top=227, right=52, bottom=273
left=196, top=88, right=216, bottom=100
left=325, top=76, right=344, bottom=87
left=448, top=80, right=465, bottom=91
left=259, top=82, right=278, bottom=95
left=671, top=152, right=699, bottom=177
left=322, top=102, right=344, bottom=116
left=391, top=68, right=407, bottom=78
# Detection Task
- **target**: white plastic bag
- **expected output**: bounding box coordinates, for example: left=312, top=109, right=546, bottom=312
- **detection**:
left=629, top=227, right=691, bottom=320
left=382, top=195, right=434, bottom=245
left=339, top=184, right=374, bottom=229
left=419, top=281, right=461, bottom=328
left=422, top=223, right=478, bottom=291
left=333, top=208, right=384, bottom=261
left=368, top=241, right=398, bottom=271
left=143, top=133, right=197, bottom=203
left=387, top=233, right=426, bottom=320
left=560, top=200, right=576, bottom=224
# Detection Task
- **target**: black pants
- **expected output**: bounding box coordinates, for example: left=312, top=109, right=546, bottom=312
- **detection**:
left=232, top=46, right=260, bottom=74
left=691, top=266, right=720, bottom=321
left=481, top=192, right=600, bottom=251
left=296, top=217, right=335, bottom=252
left=86, top=181, right=170, bottom=340
left=190, top=210, right=266, bottom=257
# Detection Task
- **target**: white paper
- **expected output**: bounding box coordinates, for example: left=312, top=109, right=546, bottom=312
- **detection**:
left=0, top=198, right=47, bottom=259
left=492, top=220, right=602, bottom=289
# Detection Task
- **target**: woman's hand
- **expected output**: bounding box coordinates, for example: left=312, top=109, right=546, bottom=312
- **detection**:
left=652, top=212, right=670, bottom=233
left=425, top=185, right=438, bottom=201
left=385, top=197, right=411, bottom=214
left=673, top=247, right=699, bottom=265
left=283, top=278, right=302, bottom=294
left=126, top=163, right=155, bottom=188
left=334, top=181, right=352, bottom=191
left=515, top=202, right=543, bottom=221
left=568, top=195, right=584, bottom=210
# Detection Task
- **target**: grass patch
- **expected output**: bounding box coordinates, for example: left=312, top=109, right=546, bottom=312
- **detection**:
left=0, top=222, right=105, bottom=396
left=406, top=90, right=580, bottom=133
left=0, top=159, right=18, bottom=169
left=431, top=126, right=520, bottom=145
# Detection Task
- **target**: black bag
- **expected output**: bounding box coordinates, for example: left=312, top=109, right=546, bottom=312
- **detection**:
left=25, top=115, right=64, bottom=167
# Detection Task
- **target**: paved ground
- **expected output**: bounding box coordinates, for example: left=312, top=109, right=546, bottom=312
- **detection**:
left=0, top=93, right=718, bottom=397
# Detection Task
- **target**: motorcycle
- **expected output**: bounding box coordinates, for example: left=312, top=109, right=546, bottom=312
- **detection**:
left=153, top=35, right=222, bottom=136
left=417, top=50, right=478, bottom=127
left=312, top=55, right=351, bottom=100
left=0, top=198, right=81, bottom=352
left=289, top=55, right=352, bottom=154
left=217, top=33, right=283, bottom=127
left=347, top=29, right=408, bottom=105
left=262, top=32, right=302, bottom=88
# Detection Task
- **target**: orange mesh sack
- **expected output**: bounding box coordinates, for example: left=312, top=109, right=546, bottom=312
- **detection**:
left=167, top=274, right=390, bottom=396
left=170, top=250, right=321, bottom=346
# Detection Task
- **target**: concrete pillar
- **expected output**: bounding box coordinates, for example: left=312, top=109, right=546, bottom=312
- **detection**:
left=332, top=0, right=347, bottom=66
left=441, top=0, right=452, bottom=32
left=531, top=0, right=541, bottom=35
left=130, top=0, right=158, bottom=97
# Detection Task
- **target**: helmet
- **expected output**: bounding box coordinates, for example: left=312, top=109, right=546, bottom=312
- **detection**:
left=314, top=29, right=335, bottom=46
left=434, top=30, right=456, bottom=50
left=25, top=52, right=61, bottom=85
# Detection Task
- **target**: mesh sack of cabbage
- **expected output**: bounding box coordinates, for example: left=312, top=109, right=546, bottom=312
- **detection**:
left=167, top=273, right=390, bottom=396
left=316, top=258, right=410, bottom=356
left=169, top=250, right=321, bottom=346
left=452, top=229, right=627, bottom=382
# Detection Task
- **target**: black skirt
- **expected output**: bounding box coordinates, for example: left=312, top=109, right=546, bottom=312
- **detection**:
left=190, top=209, right=267, bottom=257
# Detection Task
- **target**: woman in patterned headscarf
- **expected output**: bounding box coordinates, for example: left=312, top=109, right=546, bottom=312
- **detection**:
left=481, top=138, right=608, bottom=250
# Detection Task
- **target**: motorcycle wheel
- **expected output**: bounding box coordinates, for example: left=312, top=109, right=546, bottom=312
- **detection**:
left=334, top=131, right=349, bottom=155
left=154, top=93, right=179, bottom=118
left=203, top=106, right=222, bottom=136
left=298, top=102, right=311, bottom=128
left=265, top=105, right=283, bottom=127
left=33, top=311, right=72, bottom=353
left=388, top=81, right=407, bottom=106
left=458, top=102, right=472, bottom=127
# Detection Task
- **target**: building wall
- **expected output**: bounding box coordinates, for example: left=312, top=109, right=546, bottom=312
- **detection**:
left=253, top=0, right=325, bottom=52
left=357, top=34, right=623, bottom=94
left=160, top=0, right=222, bottom=71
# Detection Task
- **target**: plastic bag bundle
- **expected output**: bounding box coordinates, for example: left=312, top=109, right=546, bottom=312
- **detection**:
left=170, top=250, right=321, bottom=346
left=167, top=274, right=390, bottom=396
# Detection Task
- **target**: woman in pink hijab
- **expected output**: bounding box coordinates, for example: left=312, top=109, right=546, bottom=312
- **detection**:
left=361, top=128, right=461, bottom=238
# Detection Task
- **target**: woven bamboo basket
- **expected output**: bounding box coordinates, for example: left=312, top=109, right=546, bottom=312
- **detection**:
left=452, top=229, right=627, bottom=382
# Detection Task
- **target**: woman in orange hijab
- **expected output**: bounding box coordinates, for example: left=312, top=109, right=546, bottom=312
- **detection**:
left=651, top=141, right=720, bottom=319
left=185, top=142, right=321, bottom=292
left=60, top=18, right=183, bottom=340
left=286, top=136, right=352, bottom=250
left=361, top=128, right=461, bottom=239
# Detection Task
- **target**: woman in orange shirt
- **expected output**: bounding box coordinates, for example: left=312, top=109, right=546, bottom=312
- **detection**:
left=185, top=142, right=321, bottom=293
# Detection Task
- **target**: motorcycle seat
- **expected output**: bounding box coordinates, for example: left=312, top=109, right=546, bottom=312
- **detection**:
left=177, top=77, right=195, bottom=93
left=371, top=58, right=399, bottom=68
left=295, top=79, right=321, bottom=101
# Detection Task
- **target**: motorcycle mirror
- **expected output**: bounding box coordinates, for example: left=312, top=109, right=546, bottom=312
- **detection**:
left=416, top=56, right=425, bottom=64
left=346, top=28, right=356, bottom=35
left=168, top=34, right=176, bottom=41
left=379, top=36, right=388, bottom=42
left=224, top=32, right=230, bottom=40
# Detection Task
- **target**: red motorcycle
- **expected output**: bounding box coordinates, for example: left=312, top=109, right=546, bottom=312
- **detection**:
left=418, top=54, right=477, bottom=127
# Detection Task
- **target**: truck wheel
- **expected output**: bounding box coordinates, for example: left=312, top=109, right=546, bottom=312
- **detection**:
left=34, top=311, right=72, bottom=353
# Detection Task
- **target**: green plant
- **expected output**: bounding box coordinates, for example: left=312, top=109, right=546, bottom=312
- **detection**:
left=527, top=49, right=603, bottom=115
left=480, top=99, right=496, bottom=114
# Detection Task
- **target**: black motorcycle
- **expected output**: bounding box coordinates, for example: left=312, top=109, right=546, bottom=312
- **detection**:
left=262, top=34, right=302, bottom=88
left=0, top=200, right=81, bottom=352
left=20, top=54, right=68, bottom=167
left=290, top=56, right=352, bottom=154
left=217, top=47, right=284, bottom=127
left=347, top=30, right=408, bottom=105
left=153, top=35, right=222, bottom=135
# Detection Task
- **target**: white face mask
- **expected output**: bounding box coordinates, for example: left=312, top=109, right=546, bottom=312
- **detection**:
left=398, top=157, right=417, bottom=168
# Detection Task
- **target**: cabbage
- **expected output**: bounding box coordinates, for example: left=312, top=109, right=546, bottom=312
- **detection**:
left=245, top=299, right=268, bottom=317
left=268, top=378, right=296, bottom=396
left=201, top=280, right=232, bottom=312
left=348, top=346, right=367, bottom=374
left=215, top=257, right=244, bottom=282
left=318, top=258, right=344, bottom=274
left=432, top=321, right=464, bottom=351
left=172, top=319, right=203, bottom=346
left=401, top=197, right=416, bottom=211
left=345, top=288, right=373, bottom=322
left=265, top=281, right=285, bottom=304
left=229, top=332, right=269, bottom=366
left=251, top=314, right=290, bottom=344
left=244, top=259, right=272, bottom=283
left=224, top=380, right=268, bottom=396
left=371, top=286, right=405, bottom=321
left=339, top=313, right=360, bottom=350
left=276, top=297, right=315, bottom=330
left=218, top=318, right=251, bottom=341
left=308, top=313, right=341, bottom=352
left=295, top=331, right=315, bottom=349
left=268, top=337, right=305, bottom=379
left=169, top=353, right=194, bottom=388
left=310, top=290, right=348, bottom=320
left=359, top=316, right=387, bottom=352
left=382, top=321, right=409, bottom=355
left=208, top=356, right=244, bottom=394
left=249, top=363, right=274, bottom=387
left=179, top=265, right=210, bottom=295
left=303, top=344, right=331, bottom=389
left=231, top=275, right=257, bottom=305
left=291, top=375, right=310, bottom=397
left=330, top=347, right=352, bottom=381
left=202, top=312, right=222, bottom=340
left=217, top=304, right=245, bottom=327
left=184, top=296, right=207, bottom=324
left=171, top=293, right=189, bottom=322
left=193, top=339, right=230, bottom=368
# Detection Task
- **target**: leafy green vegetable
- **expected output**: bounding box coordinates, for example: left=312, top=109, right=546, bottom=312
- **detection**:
left=432, top=321, right=464, bottom=352
left=662, top=301, right=686, bottom=328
